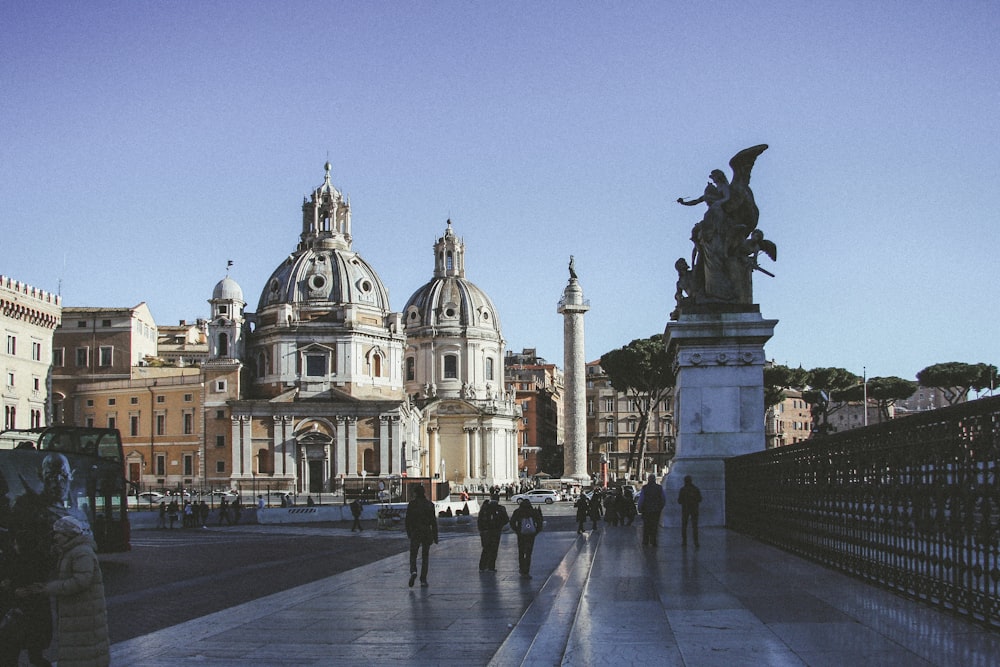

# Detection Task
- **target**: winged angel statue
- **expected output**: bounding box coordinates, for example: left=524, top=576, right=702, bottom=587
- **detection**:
left=672, top=144, right=776, bottom=317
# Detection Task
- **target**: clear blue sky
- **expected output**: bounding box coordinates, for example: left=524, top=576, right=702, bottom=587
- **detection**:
left=3, top=1, right=998, bottom=381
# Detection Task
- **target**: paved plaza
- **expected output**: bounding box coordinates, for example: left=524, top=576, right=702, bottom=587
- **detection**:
left=108, top=515, right=1000, bottom=666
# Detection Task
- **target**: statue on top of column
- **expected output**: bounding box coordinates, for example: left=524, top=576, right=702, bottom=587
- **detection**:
left=672, top=144, right=776, bottom=317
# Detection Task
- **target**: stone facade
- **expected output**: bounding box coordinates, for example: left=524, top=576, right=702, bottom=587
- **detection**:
left=1, top=275, right=61, bottom=429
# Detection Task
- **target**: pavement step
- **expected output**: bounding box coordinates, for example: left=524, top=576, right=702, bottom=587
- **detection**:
left=488, top=529, right=603, bottom=666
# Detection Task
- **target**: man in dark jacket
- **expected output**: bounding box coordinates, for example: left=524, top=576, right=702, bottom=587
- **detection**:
left=350, top=498, right=364, bottom=532
left=509, top=499, right=542, bottom=579
left=637, top=473, right=665, bottom=547
left=405, top=485, right=438, bottom=587
left=477, top=493, right=508, bottom=572
left=678, top=475, right=702, bottom=548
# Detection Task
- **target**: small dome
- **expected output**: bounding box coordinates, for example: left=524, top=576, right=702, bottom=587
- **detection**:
left=403, top=276, right=502, bottom=337
left=213, top=276, right=244, bottom=302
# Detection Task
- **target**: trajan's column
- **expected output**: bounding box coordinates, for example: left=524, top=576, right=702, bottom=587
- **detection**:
left=558, top=256, right=591, bottom=485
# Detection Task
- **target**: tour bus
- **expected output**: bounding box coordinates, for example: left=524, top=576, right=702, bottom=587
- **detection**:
left=0, top=426, right=131, bottom=552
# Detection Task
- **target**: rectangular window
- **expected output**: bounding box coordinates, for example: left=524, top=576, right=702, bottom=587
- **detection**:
left=77, top=321, right=87, bottom=328
left=485, top=358, right=494, bottom=381
left=107, top=416, right=116, bottom=429
left=183, top=412, right=193, bottom=435
left=108, top=397, right=116, bottom=406
left=215, top=435, right=226, bottom=448
left=604, top=398, right=615, bottom=412
left=216, top=409, right=225, bottom=419
left=183, top=454, right=193, bottom=476
left=86, top=399, right=94, bottom=407
left=53, top=348, right=64, bottom=367
left=102, top=319, right=112, bottom=327
left=32, top=377, right=40, bottom=392
left=75, top=347, right=89, bottom=367
left=156, top=413, right=165, bottom=436
left=31, top=341, right=42, bottom=361
left=130, top=396, right=139, bottom=405
left=306, top=354, right=326, bottom=376
left=444, top=355, right=457, bottom=379
left=183, top=393, right=193, bottom=402
left=215, top=380, right=227, bottom=392
left=6, top=335, right=15, bottom=356
left=85, top=416, right=95, bottom=428
left=156, top=395, right=165, bottom=404
left=155, top=454, right=166, bottom=476
left=130, top=415, right=139, bottom=437
left=99, top=346, right=113, bottom=366
left=6, top=372, right=13, bottom=388
left=216, top=461, right=226, bottom=473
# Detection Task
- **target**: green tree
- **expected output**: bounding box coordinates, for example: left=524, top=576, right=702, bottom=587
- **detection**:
left=840, top=376, right=917, bottom=422
left=916, top=362, right=996, bottom=405
left=764, top=364, right=809, bottom=410
left=802, top=367, right=861, bottom=435
left=599, top=334, right=675, bottom=479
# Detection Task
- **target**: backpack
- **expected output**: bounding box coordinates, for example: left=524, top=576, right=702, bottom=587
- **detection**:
left=521, top=513, right=537, bottom=536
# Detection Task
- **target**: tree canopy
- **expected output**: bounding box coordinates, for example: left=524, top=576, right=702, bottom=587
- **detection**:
left=763, top=364, right=809, bottom=409
left=916, top=362, right=998, bottom=405
left=599, top=334, right=675, bottom=479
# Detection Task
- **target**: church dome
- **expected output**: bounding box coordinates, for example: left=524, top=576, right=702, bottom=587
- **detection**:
left=402, top=221, right=502, bottom=337
left=212, top=276, right=244, bottom=302
left=255, top=163, right=391, bottom=315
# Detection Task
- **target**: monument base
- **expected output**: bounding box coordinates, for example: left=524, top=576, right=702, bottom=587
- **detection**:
left=661, top=308, right=776, bottom=529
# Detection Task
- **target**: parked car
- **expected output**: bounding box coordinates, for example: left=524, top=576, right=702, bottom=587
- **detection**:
left=136, top=491, right=165, bottom=505
left=511, top=489, right=561, bottom=505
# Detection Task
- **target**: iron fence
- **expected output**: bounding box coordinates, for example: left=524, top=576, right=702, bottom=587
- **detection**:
left=726, top=394, right=1000, bottom=628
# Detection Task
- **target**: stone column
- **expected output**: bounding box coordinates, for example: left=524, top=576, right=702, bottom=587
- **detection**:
left=335, top=417, right=347, bottom=479
left=379, top=416, right=390, bottom=476
left=346, top=417, right=358, bottom=476
left=662, top=309, right=777, bottom=528
left=558, top=270, right=591, bottom=484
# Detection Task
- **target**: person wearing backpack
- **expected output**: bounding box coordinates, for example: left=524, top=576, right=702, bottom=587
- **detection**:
left=510, top=499, right=543, bottom=579
left=637, top=473, right=665, bottom=547
left=477, top=493, right=508, bottom=572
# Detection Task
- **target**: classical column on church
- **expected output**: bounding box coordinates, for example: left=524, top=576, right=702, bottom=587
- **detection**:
left=335, top=417, right=347, bottom=480
left=558, top=257, right=591, bottom=485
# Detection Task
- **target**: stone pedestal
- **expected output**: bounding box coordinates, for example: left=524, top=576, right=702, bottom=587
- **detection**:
left=661, top=308, right=777, bottom=529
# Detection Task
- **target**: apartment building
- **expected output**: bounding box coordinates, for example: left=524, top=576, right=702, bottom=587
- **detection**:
left=504, top=348, right=562, bottom=478
left=585, top=359, right=674, bottom=483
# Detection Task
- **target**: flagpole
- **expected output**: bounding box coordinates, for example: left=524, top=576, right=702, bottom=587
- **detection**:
left=863, top=366, right=868, bottom=427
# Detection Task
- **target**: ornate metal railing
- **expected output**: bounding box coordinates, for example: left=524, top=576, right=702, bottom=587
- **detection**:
left=727, top=395, right=1000, bottom=628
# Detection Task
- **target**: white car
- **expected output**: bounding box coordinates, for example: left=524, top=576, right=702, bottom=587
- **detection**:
left=136, top=491, right=165, bottom=504
left=511, top=489, right=561, bottom=505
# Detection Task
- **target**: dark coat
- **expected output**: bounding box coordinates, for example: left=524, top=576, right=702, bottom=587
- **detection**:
left=405, top=497, right=438, bottom=545
left=510, top=502, right=542, bottom=536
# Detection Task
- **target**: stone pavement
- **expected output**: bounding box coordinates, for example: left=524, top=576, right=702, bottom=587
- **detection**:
left=110, top=521, right=1000, bottom=666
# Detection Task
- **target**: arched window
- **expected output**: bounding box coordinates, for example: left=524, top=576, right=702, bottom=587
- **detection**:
left=218, top=332, right=229, bottom=357
left=446, top=251, right=454, bottom=270
left=257, top=448, right=273, bottom=474
left=372, top=354, right=382, bottom=377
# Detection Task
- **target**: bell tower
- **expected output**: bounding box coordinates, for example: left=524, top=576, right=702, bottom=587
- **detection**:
left=208, top=269, right=246, bottom=361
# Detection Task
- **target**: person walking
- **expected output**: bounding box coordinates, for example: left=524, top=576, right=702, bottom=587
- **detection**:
left=156, top=501, right=167, bottom=529
left=477, top=493, right=508, bottom=572
left=574, top=494, right=590, bottom=534
left=167, top=500, right=179, bottom=530
left=510, top=499, right=543, bottom=579
left=198, top=500, right=209, bottom=528
left=232, top=498, right=243, bottom=525
left=637, top=473, right=665, bottom=547
left=350, top=498, right=364, bottom=532
left=678, top=475, right=702, bottom=548
left=587, top=490, right=603, bottom=531
left=19, top=516, right=110, bottom=667
left=217, top=498, right=231, bottom=526
left=404, top=486, right=438, bottom=587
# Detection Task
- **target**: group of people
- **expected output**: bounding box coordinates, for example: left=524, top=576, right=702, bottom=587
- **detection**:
left=404, top=488, right=546, bottom=586
left=637, top=474, right=703, bottom=548
left=156, top=497, right=244, bottom=529
left=573, top=486, right=638, bottom=533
